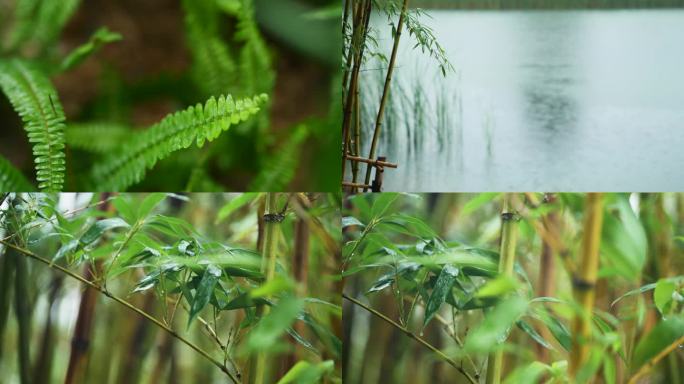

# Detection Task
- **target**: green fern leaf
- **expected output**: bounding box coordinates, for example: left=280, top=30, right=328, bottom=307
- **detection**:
left=66, top=122, right=130, bottom=153
left=0, top=155, right=34, bottom=192
left=8, top=0, right=81, bottom=51
left=89, top=93, right=268, bottom=191
left=248, top=125, right=309, bottom=191
left=234, top=0, right=274, bottom=96
left=0, top=59, right=67, bottom=192
left=182, top=0, right=238, bottom=97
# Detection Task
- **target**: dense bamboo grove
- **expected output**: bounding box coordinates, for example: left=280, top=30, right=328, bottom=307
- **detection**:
left=343, top=193, right=684, bottom=383
left=0, top=193, right=341, bottom=383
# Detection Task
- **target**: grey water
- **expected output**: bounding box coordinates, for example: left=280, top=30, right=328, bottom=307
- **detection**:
left=360, top=10, right=684, bottom=191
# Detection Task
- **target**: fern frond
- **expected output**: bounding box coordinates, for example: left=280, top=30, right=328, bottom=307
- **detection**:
left=89, top=93, right=268, bottom=191
left=65, top=122, right=130, bottom=153
left=182, top=0, right=238, bottom=97
left=0, top=155, right=34, bottom=192
left=0, top=59, right=66, bottom=191
left=234, top=0, right=274, bottom=96
left=60, top=27, right=122, bottom=72
left=8, top=0, right=81, bottom=51
left=248, top=125, right=309, bottom=191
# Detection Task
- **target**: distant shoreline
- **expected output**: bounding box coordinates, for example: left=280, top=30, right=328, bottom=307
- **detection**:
left=411, top=0, right=684, bottom=9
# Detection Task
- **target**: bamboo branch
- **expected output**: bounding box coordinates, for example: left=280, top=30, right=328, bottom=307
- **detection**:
left=486, top=193, right=519, bottom=384
left=0, top=239, right=240, bottom=383
left=343, top=293, right=478, bottom=384
left=628, top=334, right=684, bottom=384
left=569, top=193, right=604, bottom=379
left=362, top=0, right=410, bottom=191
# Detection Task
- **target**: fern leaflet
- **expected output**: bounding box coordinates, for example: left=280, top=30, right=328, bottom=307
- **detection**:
left=89, top=93, right=268, bottom=191
left=182, top=0, right=238, bottom=97
left=0, top=155, right=34, bottom=192
left=66, top=122, right=130, bottom=153
left=8, top=0, right=81, bottom=51
left=0, top=59, right=66, bottom=191
left=248, top=124, right=309, bottom=191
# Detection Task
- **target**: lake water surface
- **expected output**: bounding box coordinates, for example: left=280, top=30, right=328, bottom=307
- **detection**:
left=361, top=10, right=684, bottom=191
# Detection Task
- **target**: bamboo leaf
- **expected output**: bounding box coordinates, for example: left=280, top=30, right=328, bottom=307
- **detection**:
left=653, top=278, right=676, bottom=316
left=632, top=317, right=684, bottom=371
left=138, top=193, right=167, bottom=220
left=277, top=360, right=334, bottom=384
left=342, top=216, right=365, bottom=228
left=215, top=193, right=259, bottom=224
left=244, top=295, right=304, bottom=352
left=517, top=319, right=553, bottom=350
left=423, top=264, right=458, bottom=327
left=476, top=275, right=519, bottom=298
left=80, top=218, right=130, bottom=245
left=187, top=264, right=222, bottom=328
left=371, top=193, right=400, bottom=218
left=465, top=296, right=527, bottom=354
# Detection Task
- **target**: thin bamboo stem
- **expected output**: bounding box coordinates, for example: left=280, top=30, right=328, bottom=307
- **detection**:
left=252, top=193, right=280, bottom=384
left=343, top=293, right=478, bottom=384
left=569, top=193, right=604, bottom=379
left=628, top=333, right=684, bottom=384
left=12, top=248, right=31, bottom=384
left=363, top=0, right=410, bottom=191
left=0, top=246, right=14, bottom=363
left=0, top=239, right=240, bottom=383
left=342, top=0, right=372, bottom=181
left=485, top=193, right=518, bottom=384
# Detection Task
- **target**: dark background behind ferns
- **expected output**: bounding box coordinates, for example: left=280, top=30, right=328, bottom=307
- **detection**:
left=0, top=0, right=340, bottom=191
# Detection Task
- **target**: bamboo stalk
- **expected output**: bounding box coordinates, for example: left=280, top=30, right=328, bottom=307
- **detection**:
left=362, top=0, right=411, bottom=191
left=12, top=247, right=31, bottom=384
left=118, top=293, right=157, bottom=383
left=342, top=0, right=372, bottom=181
left=569, top=193, right=604, bottom=379
left=65, top=194, right=112, bottom=384
left=33, top=276, right=64, bottom=384
left=252, top=193, right=280, bottom=384
left=485, top=193, right=519, bottom=384
left=0, top=246, right=14, bottom=363
left=537, top=195, right=558, bottom=363
left=0, top=239, right=239, bottom=383
left=343, top=293, right=478, bottom=384
left=287, top=207, right=310, bottom=369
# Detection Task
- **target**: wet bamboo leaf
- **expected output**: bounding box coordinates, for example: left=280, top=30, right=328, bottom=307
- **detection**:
left=632, top=317, right=684, bottom=371
left=601, top=195, right=647, bottom=279
left=517, top=319, right=553, bottom=350
left=187, top=264, right=222, bottom=328
left=537, top=311, right=572, bottom=351
left=371, top=193, right=399, bottom=218
left=277, top=360, right=334, bottom=384
left=465, top=296, right=527, bottom=354
left=423, top=264, right=458, bottom=327
left=244, top=295, right=303, bottom=352
left=53, top=239, right=80, bottom=261
left=215, top=193, right=259, bottom=224
left=653, top=278, right=675, bottom=316
left=286, top=327, right=319, bottom=354
left=342, top=216, right=365, bottom=228
left=476, top=275, right=519, bottom=298
left=611, top=283, right=657, bottom=307
left=81, top=218, right=130, bottom=245
left=138, top=193, right=167, bottom=220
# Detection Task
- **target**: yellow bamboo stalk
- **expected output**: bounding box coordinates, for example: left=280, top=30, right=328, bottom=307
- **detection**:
left=485, top=193, right=518, bottom=384
left=569, top=193, right=604, bottom=379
